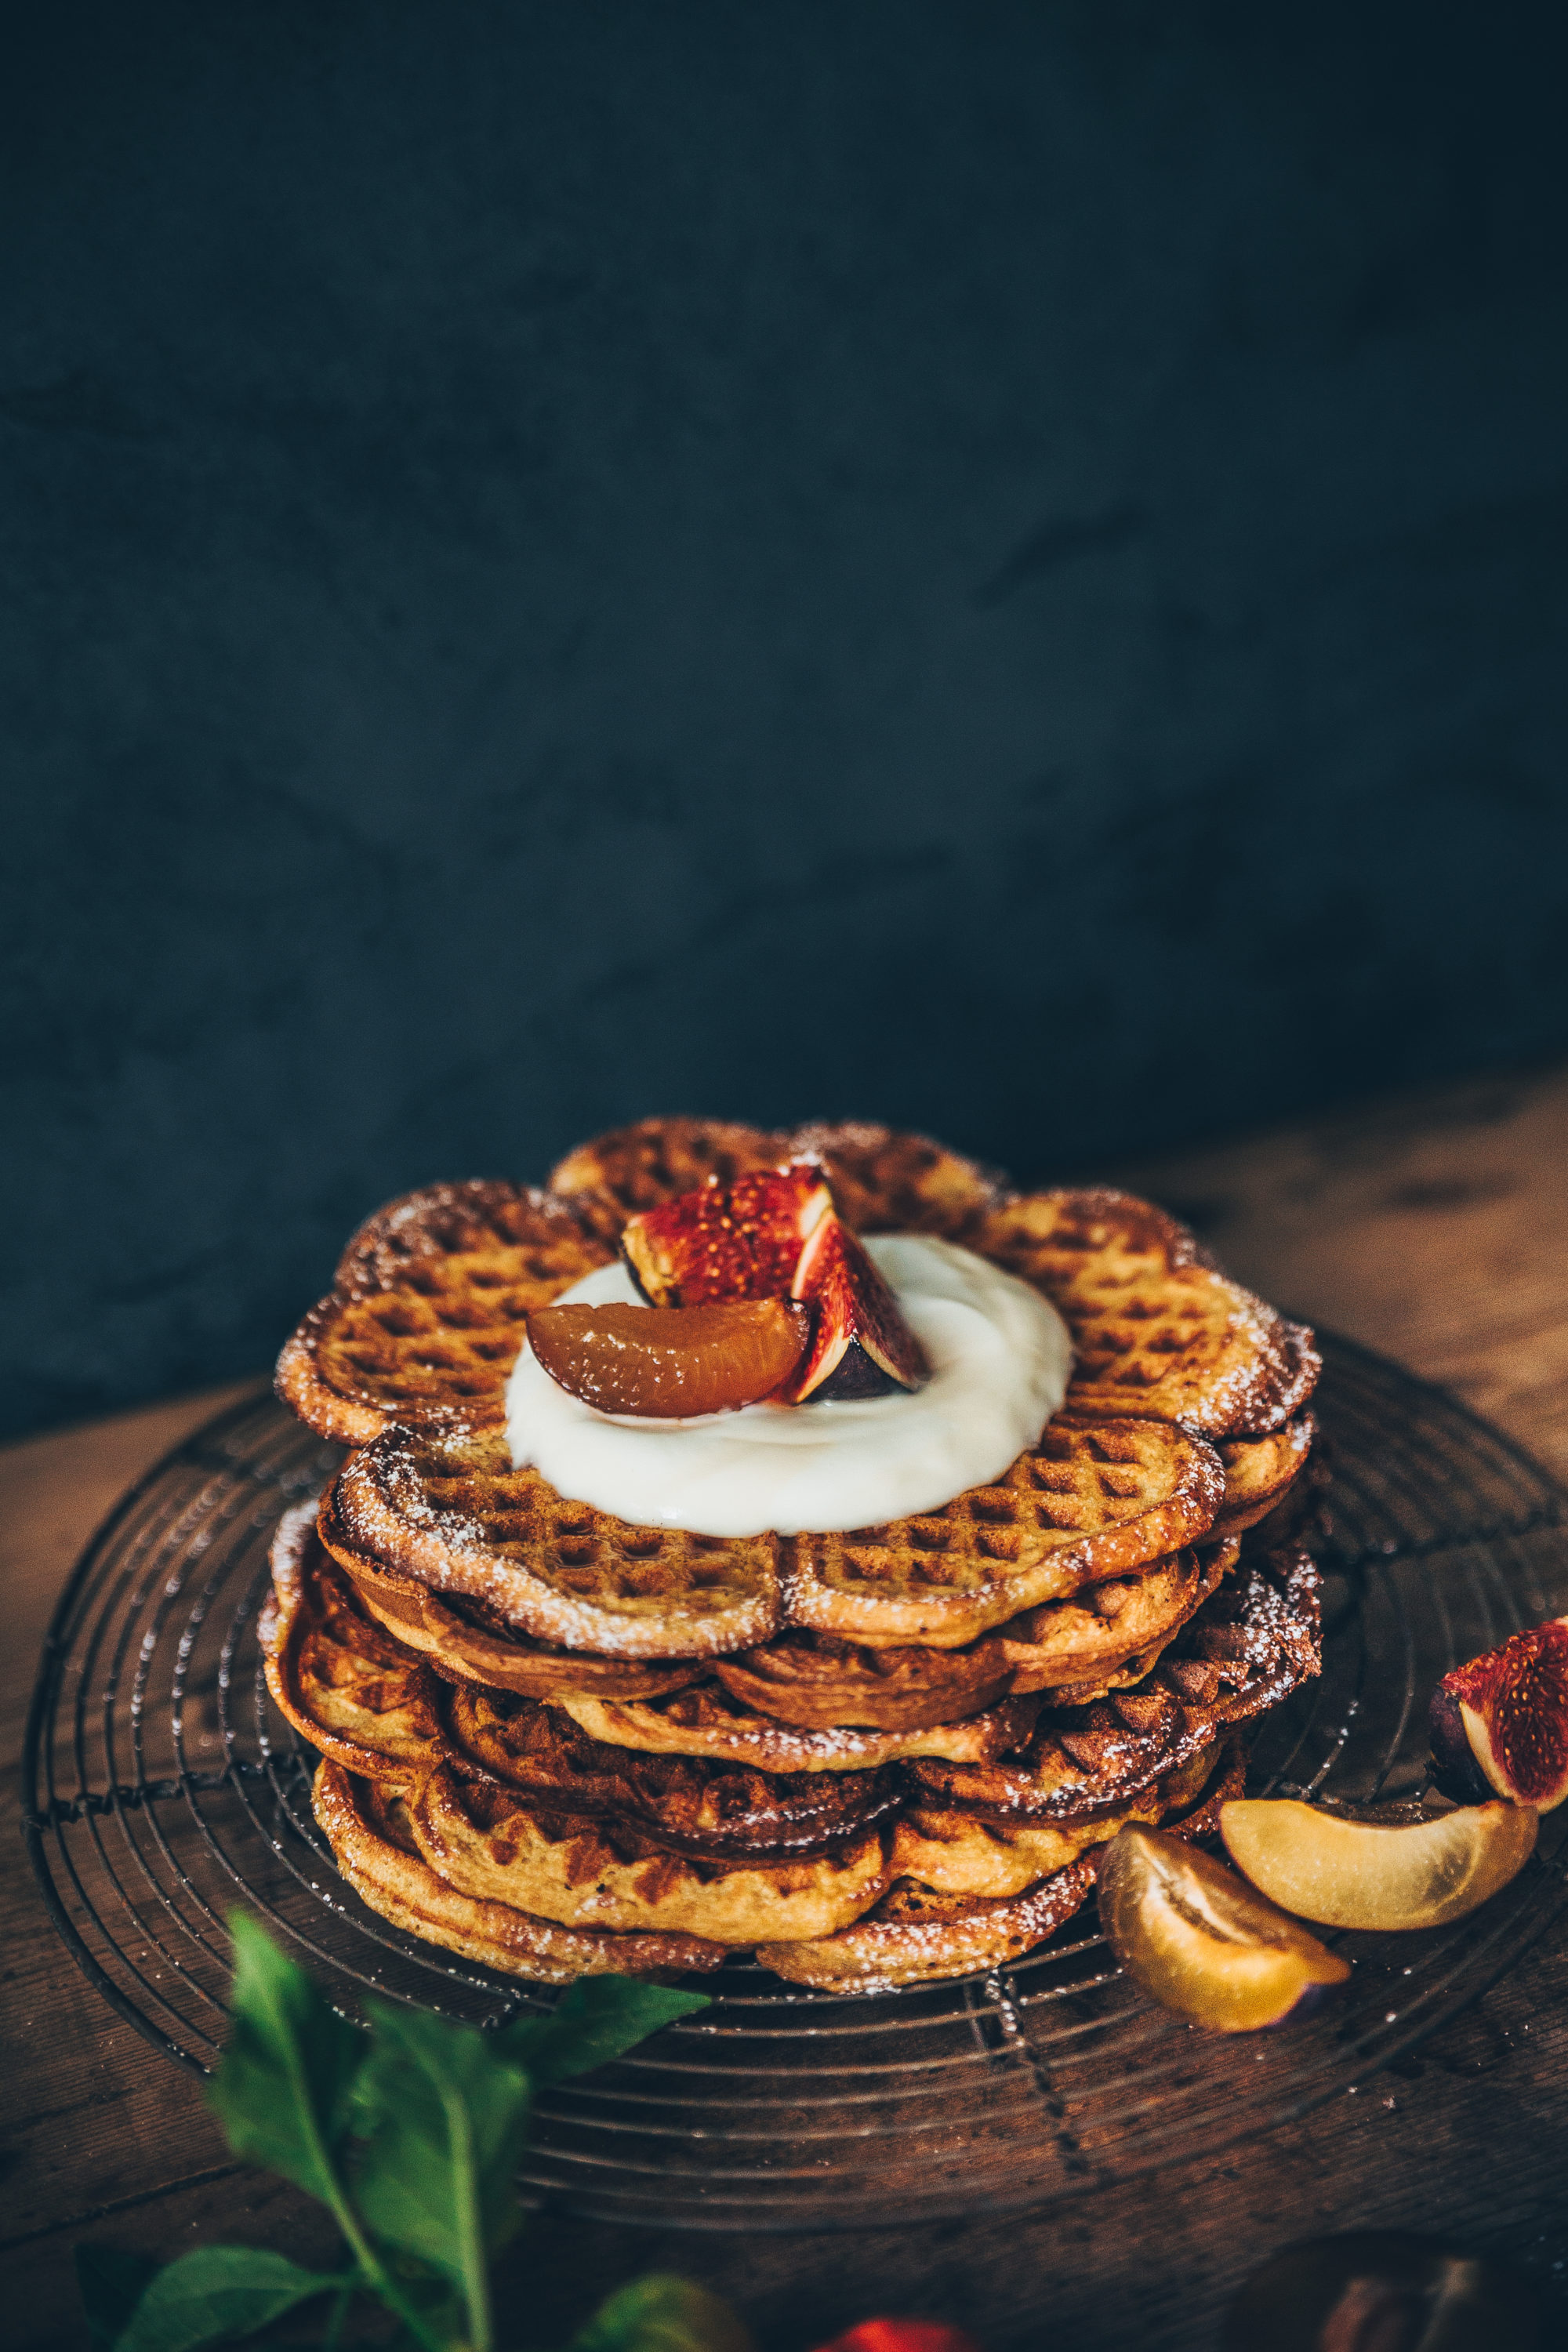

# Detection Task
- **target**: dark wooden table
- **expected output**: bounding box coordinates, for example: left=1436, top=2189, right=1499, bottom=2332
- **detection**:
left=9, top=1068, right=1568, bottom=2350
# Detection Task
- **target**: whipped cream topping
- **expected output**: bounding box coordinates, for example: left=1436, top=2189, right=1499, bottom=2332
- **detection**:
left=504, top=1234, right=1073, bottom=1537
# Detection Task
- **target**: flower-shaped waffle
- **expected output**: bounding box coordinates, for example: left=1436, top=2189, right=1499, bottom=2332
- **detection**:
left=270, top=1116, right=1325, bottom=1986
left=906, top=1546, right=1321, bottom=1820
left=279, top=1119, right=1317, bottom=1664
left=312, top=1766, right=726, bottom=1984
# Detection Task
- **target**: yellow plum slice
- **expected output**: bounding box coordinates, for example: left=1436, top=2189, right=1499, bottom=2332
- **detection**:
left=1219, top=1798, right=1537, bottom=1931
left=528, top=1298, right=812, bottom=1418
left=1097, top=1825, right=1350, bottom=2031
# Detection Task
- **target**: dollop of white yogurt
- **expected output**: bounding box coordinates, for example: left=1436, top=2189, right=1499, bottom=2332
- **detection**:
left=504, top=1234, right=1072, bottom=1537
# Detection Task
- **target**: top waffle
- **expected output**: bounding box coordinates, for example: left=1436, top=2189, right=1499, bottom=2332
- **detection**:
left=278, top=1119, right=1315, bottom=1451
left=276, top=1117, right=1319, bottom=1658
left=979, top=1189, right=1317, bottom=1439
left=278, top=1184, right=612, bottom=1445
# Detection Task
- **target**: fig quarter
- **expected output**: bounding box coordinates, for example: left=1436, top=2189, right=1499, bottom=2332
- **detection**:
left=621, top=1163, right=832, bottom=1308
left=786, top=1212, right=931, bottom=1403
left=1429, top=1615, right=1568, bottom=1812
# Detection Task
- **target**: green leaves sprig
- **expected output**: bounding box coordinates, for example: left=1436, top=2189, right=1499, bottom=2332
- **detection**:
left=78, top=1916, right=738, bottom=2352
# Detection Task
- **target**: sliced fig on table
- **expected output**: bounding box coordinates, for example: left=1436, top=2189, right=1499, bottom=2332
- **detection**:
left=528, top=1298, right=813, bottom=1417
left=1096, top=1824, right=1350, bottom=2032
left=621, top=1163, right=832, bottom=1306
left=1218, top=1796, right=1537, bottom=1930
left=1428, top=1615, right=1568, bottom=1810
left=785, top=1212, right=931, bottom=1403
left=1222, top=2231, right=1544, bottom=2352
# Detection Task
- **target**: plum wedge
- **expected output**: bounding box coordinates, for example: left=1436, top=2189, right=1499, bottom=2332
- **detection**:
left=528, top=1299, right=813, bottom=1418
left=1219, top=1797, right=1538, bottom=1931
left=1097, top=1825, right=1350, bottom=2031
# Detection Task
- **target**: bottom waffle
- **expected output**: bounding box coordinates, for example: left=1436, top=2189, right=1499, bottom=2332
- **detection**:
left=401, top=1763, right=898, bottom=1942
left=314, top=1734, right=1248, bottom=1991
left=313, top=1763, right=725, bottom=1983
left=757, top=1733, right=1247, bottom=1989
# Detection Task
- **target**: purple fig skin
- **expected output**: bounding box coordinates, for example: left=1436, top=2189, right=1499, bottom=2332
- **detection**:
left=1428, top=1686, right=1494, bottom=1806
left=1269, top=1975, right=1348, bottom=2031
left=811, top=1338, right=908, bottom=1403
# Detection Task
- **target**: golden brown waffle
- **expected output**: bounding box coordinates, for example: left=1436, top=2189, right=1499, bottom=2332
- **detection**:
left=316, top=1739, right=1245, bottom=1990
left=268, top=1516, right=1250, bottom=1857
left=317, top=1490, right=704, bottom=1700
left=277, top=1120, right=1319, bottom=1670
left=263, top=1505, right=448, bottom=1791
left=403, top=1765, right=896, bottom=1943
left=887, top=1737, right=1224, bottom=1900
left=980, top=1189, right=1319, bottom=1438
left=987, top=1537, right=1239, bottom=1697
left=711, top=1631, right=1013, bottom=1732
left=780, top=1120, right=1004, bottom=1240
left=909, top=1547, right=1321, bottom=1820
left=708, top=1537, right=1237, bottom=1728
left=331, top=1406, right=1225, bottom=1663
left=779, top=1417, right=1226, bottom=1647
left=548, top=1119, right=787, bottom=1244
left=268, top=1524, right=907, bottom=1863
left=278, top=1127, right=1319, bottom=1458
left=334, top=1425, right=783, bottom=1659
left=1211, top=1414, right=1316, bottom=1540
left=553, top=1685, right=1044, bottom=1774
left=442, top=1682, right=902, bottom=1857
left=757, top=1736, right=1247, bottom=1988
left=268, top=1526, right=1233, bottom=1873
left=314, top=1765, right=726, bottom=1983
left=758, top=1858, right=1102, bottom=1991
left=548, top=1116, right=1002, bottom=1247
left=278, top=1185, right=610, bottom=1445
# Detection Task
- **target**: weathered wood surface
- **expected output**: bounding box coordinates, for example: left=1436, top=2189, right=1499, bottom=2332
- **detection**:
left=7, top=1069, right=1568, bottom=2349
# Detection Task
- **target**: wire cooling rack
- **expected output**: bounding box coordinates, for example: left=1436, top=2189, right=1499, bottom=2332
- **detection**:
left=21, top=1334, right=1568, bottom=2230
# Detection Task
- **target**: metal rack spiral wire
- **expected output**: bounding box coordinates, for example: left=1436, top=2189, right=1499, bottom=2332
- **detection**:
left=22, top=1334, right=1568, bottom=2230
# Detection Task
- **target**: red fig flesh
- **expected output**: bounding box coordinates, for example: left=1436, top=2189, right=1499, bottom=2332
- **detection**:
left=1430, top=1616, right=1568, bottom=1810
left=810, top=2328, right=983, bottom=2352
left=528, top=1298, right=813, bottom=1417
left=621, top=1163, right=832, bottom=1307
left=786, top=1212, right=931, bottom=1403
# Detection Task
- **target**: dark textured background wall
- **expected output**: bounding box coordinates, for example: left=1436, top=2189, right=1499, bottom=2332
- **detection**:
left=4, top=2, right=1566, bottom=1439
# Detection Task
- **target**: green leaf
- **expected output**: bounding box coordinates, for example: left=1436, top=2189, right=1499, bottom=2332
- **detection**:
left=111, top=2247, right=344, bottom=2352
left=76, top=2245, right=161, bottom=2346
left=206, top=1914, right=366, bottom=2207
left=564, top=2277, right=757, bottom=2352
left=499, top=1977, right=710, bottom=2089
left=350, top=2002, right=534, bottom=2348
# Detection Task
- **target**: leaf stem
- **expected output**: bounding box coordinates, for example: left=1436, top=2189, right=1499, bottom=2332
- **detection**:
left=322, top=2280, right=355, bottom=2350
left=274, top=2024, right=446, bottom=2352
left=439, top=2080, right=493, bottom=2352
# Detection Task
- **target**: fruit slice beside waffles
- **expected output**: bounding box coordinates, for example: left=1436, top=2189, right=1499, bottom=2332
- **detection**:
left=272, top=1116, right=1325, bottom=1987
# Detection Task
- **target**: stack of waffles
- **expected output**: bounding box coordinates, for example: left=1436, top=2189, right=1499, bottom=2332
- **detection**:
left=264, top=1119, right=1325, bottom=1991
